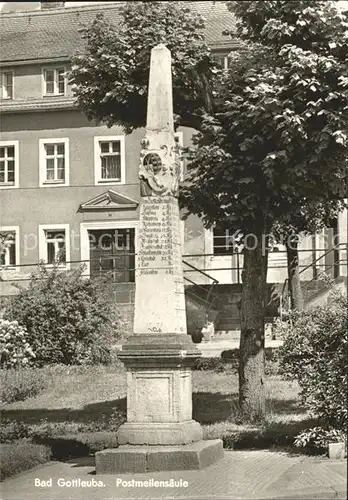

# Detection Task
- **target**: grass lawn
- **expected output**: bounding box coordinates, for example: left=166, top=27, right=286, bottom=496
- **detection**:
left=2, top=362, right=313, bottom=440
left=1, top=361, right=322, bottom=480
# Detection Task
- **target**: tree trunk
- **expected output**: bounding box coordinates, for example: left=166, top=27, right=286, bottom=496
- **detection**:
left=239, top=232, right=267, bottom=422
left=286, top=235, right=304, bottom=311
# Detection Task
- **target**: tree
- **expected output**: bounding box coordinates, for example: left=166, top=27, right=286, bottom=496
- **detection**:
left=69, top=1, right=348, bottom=420
left=69, top=1, right=216, bottom=132
left=181, top=1, right=347, bottom=419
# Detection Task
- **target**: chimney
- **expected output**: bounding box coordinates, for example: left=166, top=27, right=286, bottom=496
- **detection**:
left=40, top=2, right=65, bottom=9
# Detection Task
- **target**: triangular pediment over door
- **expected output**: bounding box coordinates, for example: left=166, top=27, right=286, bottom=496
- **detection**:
left=79, top=190, right=139, bottom=211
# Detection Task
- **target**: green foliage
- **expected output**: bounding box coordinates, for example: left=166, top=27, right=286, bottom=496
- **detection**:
left=31, top=409, right=126, bottom=439
left=29, top=414, right=124, bottom=459
left=204, top=419, right=318, bottom=451
left=0, top=367, right=48, bottom=404
left=294, top=426, right=346, bottom=450
left=0, top=320, right=36, bottom=369
left=0, top=420, right=30, bottom=444
left=195, top=357, right=226, bottom=372
left=4, top=264, right=121, bottom=366
left=277, top=294, right=347, bottom=430
left=221, top=347, right=277, bottom=361
left=0, top=232, right=10, bottom=264
left=69, top=1, right=215, bottom=132
left=181, top=1, right=347, bottom=234
left=0, top=442, right=51, bottom=481
left=229, top=1, right=348, bottom=57
left=32, top=432, right=119, bottom=459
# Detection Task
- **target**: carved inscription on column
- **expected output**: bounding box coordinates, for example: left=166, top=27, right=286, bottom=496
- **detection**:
left=138, top=196, right=181, bottom=277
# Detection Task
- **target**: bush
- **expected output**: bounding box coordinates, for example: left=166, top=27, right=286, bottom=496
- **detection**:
left=4, top=264, right=123, bottom=366
left=221, top=347, right=277, bottom=362
left=0, top=442, right=51, bottom=481
left=204, top=420, right=307, bottom=451
left=0, top=320, right=36, bottom=369
left=31, top=408, right=126, bottom=439
left=0, top=420, right=30, bottom=443
left=32, top=432, right=118, bottom=459
left=277, top=294, right=347, bottom=430
left=294, top=427, right=346, bottom=451
left=0, top=367, right=48, bottom=404
left=195, top=357, right=226, bottom=372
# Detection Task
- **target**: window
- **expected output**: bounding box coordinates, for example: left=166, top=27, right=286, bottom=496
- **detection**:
left=88, top=228, right=135, bottom=282
left=0, top=141, right=19, bottom=189
left=0, top=229, right=18, bottom=267
left=80, top=221, right=138, bottom=281
left=212, top=53, right=233, bottom=70
left=39, top=224, right=70, bottom=267
left=45, top=230, right=66, bottom=264
left=39, top=138, right=69, bottom=186
left=43, top=67, right=65, bottom=96
left=0, top=71, right=13, bottom=99
left=213, top=227, right=236, bottom=255
left=94, top=136, right=125, bottom=185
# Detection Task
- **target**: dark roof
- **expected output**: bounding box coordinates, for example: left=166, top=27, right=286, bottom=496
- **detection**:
left=0, top=1, right=236, bottom=65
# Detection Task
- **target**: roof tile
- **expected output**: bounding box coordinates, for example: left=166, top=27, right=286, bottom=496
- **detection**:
left=0, top=1, right=236, bottom=64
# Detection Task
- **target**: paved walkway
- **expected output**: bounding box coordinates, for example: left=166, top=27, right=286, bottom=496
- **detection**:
left=2, top=450, right=346, bottom=500
left=199, top=339, right=282, bottom=357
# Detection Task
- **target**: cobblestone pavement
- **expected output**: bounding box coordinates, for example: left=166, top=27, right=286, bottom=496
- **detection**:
left=2, top=450, right=346, bottom=500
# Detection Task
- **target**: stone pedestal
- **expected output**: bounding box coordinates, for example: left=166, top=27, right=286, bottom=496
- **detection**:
left=117, top=334, right=202, bottom=446
left=95, top=334, right=224, bottom=474
left=95, top=44, right=223, bottom=474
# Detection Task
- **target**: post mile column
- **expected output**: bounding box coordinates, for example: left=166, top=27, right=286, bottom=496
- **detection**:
left=95, top=44, right=223, bottom=474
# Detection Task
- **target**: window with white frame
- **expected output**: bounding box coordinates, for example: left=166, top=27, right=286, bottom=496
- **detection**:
left=39, top=138, right=69, bottom=186
left=39, top=225, right=69, bottom=266
left=43, top=67, right=66, bottom=96
left=0, top=70, right=13, bottom=99
left=0, top=230, right=17, bottom=267
left=0, top=141, right=19, bottom=188
left=213, top=227, right=236, bottom=255
left=94, top=136, right=125, bottom=184
left=212, top=53, right=233, bottom=70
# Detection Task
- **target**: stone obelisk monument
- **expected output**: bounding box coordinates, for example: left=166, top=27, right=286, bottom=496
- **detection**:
left=96, top=44, right=223, bottom=474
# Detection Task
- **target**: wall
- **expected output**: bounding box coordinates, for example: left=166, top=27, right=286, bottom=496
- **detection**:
left=1, top=109, right=143, bottom=266
left=0, top=106, right=205, bottom=284
left=3, top=62, right=74, bottom=100
left=2, top=87, right=347, bottom=288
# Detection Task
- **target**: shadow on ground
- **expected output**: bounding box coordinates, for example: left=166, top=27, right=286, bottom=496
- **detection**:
left=2, top=393, right=321, bottom=461
left=3, top=392, right=307, bottom=427
left=1, top=398, right=127, bottom=425
left=193, top=392, right=237, bottom=423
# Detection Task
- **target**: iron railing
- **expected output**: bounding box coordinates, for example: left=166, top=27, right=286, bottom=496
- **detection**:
left=280, top=242, right=347, bottom=316
left=182, top=259, right=219, bottom=318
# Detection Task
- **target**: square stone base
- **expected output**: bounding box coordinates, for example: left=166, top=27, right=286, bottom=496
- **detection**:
left=95, top=439, right=223, bottom=474
left=118, top=420, right=203, bottom=445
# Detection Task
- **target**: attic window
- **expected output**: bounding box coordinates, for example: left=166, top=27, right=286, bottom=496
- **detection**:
left=43, top=67, right=66, bottom=96
left=0, top=71, right=13, bottom=99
